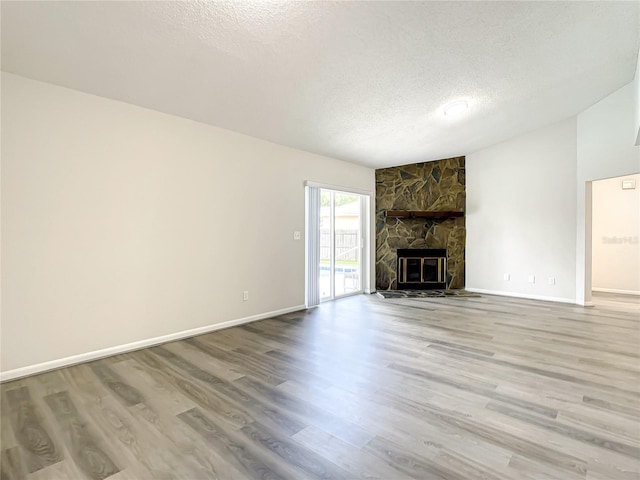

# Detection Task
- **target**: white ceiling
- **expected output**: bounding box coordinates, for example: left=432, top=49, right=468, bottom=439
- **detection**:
left=2, top=1, right=638, bottom=169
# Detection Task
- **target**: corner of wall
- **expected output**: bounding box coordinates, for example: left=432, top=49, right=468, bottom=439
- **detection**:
left=634, top=47, right=640, bottom=145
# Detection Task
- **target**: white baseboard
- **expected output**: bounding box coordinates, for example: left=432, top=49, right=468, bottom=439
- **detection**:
left=592, top=288, right=640, bottom=296
left=465, top=288, right=576, bottom=305
left=0, top=304, right=306, bottom=383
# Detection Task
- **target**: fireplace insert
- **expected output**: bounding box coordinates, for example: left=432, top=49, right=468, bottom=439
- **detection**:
left=396, top=248, right=447, bottom=290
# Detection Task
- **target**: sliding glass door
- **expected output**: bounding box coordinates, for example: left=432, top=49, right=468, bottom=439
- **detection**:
left=319, top=189, right=363, bottom=301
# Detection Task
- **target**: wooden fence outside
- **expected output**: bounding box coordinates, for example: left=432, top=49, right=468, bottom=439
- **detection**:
left=320, top=229, right=359, bottom=262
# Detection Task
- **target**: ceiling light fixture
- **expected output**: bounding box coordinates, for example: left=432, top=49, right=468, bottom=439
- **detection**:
left=443, top=100, right=469, bottom=117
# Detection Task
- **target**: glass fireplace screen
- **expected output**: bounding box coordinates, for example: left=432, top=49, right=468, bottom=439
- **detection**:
left=396, top=249, right=447, bottom=289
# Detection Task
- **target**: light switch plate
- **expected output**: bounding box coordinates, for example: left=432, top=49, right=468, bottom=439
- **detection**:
left=293, top=231, right=301, bottom=240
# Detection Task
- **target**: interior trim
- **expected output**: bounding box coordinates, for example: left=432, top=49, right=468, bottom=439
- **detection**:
left=303, top=180, right=373, bottom=197
left=0, top=304, right=306, bottom=382
left=592, top=287, right=640, bottom=296
left=465, top=288, right=577, bottom=305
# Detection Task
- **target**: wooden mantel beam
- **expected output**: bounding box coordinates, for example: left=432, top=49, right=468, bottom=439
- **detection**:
left=385, top=210, right=464, bottom=219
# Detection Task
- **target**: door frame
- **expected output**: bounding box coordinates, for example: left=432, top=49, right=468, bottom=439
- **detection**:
left=304, top=181, right=373, bottom=306
left=321, top=188, right=364, bottom=301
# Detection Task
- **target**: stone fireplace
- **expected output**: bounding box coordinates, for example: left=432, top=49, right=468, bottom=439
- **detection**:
left=376, top=157, right=465, bottom=290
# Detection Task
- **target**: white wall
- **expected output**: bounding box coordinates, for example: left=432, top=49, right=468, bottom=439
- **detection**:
left=576, top=81, right=640, bottom=304
left=592, top=174, right=640, bottom=294
left=1, top=73, right=375, bottom=375
left=466, top=118, right=577, bottom=302
left=467, top=74, right=640, bottom=306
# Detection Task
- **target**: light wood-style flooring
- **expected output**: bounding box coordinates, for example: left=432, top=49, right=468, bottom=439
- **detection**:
left=2, top=292, right=639, bottom=479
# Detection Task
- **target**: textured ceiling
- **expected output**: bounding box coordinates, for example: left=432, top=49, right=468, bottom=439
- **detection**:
left=2, top=1, right=639, bottom=168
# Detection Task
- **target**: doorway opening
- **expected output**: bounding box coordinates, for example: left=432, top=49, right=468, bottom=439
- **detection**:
left=305, top=184, right=370, bottom=307
left=591, top=173, right=640, bottom=297
left=319, top=189, right=364, bottom=301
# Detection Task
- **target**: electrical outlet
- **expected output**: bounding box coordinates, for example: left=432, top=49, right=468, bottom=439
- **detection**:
left=503, top=273, right=510, bottom=281
left=243, top=291, right=249, bottom=301
left=548, top=277, right=556, bottom=285
left=293, top=231, right=301, bottom=240
left=528, top=275, right=535, bottom=284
